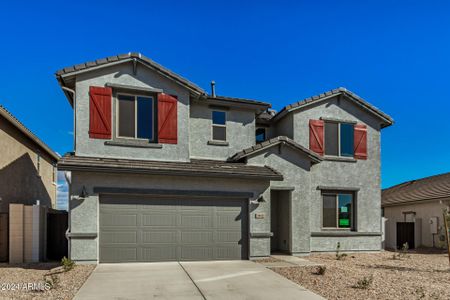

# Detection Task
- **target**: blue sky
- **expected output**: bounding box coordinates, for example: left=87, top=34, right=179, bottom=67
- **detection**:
left=0, top=1, right=449, bottom=196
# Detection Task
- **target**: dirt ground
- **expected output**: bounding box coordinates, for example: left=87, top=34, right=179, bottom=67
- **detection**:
left=270, top=250, right=450, bottom=300
left=0, top=262, right=95, bottom=299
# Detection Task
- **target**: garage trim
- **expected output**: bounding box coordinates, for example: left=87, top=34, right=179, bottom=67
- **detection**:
left=93, top=187, right=254, bottom=198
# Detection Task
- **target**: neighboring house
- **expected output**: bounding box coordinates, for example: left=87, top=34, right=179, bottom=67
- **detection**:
left=382, top=173, right=450, bottom=250
left=56, top=52, right=393, bottom=263
left=0, top=105, right=59, bottom=262
left=0, top=105, right=59, bottom=211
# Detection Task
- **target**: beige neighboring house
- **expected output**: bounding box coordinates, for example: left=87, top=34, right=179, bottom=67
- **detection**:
left=0, top=105, right=59, bottom=211
left=382, top=172, right=450, bottom=250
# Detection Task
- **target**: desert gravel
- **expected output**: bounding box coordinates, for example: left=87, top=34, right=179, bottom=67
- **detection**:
left=268, top=250, right=450, bottom=300
left=0, top=263, right=95, bottom=299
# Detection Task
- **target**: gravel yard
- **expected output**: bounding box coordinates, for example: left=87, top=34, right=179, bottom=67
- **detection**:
left=0, top=263, right=95, bottom=299
left=267, top=250, right=450, bottom=300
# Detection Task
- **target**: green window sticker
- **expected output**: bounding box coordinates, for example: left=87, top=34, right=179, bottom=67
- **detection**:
left=339, top=219, right=350, bottom=226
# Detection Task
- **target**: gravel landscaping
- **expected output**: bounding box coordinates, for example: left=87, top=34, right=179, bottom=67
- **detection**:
left=0, top=262, right=95, bottom=299
left=267, top=250, right=450, bottom=300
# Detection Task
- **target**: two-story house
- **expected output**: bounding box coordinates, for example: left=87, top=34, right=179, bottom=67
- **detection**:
left=57, top=53, right=393, bottom=263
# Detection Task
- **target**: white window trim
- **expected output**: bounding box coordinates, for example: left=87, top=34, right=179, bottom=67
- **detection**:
left=116, top=93, right=155, bottom=141
left=321, top=192, right=354, bottom=230
left=211, top=110, right=227, bottom=142
left=324, top=121, right=354, bottom=158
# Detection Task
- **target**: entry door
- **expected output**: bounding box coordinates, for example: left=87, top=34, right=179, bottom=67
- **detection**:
left=396, top=222, right=415, bottom=249
left=99, top=195, right=248, bottom=263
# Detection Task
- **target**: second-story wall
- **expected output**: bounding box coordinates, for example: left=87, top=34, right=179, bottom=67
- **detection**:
left=189, top=102, right=257, bottom=160
left=74, top=62, right=191, bottom=162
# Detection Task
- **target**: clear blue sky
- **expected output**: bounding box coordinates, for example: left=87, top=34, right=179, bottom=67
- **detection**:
left=1, top=1, right=449, bottom=191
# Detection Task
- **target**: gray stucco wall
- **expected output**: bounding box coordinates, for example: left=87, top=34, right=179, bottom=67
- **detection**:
left=74, top=62, right=191, bottom=162
left=247, top=146, right=313, bottom=254
left=68, top=171, right=270, bottom=262
left=189, top=103, right=256, bottom=160
left=289, top=95, right=383, bottom=251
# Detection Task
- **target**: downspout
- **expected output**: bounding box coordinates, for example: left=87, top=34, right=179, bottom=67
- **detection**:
left=61, top=86, right=76, bottom=152
left=64, top=171, right=72, bottom=259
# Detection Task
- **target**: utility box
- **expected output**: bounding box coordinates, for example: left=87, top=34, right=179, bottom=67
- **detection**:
left=429, top=217, right=438, bottom=234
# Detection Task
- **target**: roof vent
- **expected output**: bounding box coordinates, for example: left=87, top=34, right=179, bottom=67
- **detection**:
left=210, top=81, right=216, bottom=98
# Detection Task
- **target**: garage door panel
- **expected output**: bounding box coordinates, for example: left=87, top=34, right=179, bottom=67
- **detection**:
left=142, top=230, right=178, bottom=244
left=99, top=195, right=248, bottom=262
left=101, top=231, right=137, bottom=244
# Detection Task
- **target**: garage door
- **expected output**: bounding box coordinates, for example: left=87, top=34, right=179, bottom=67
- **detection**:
left=99, top=195, right=248, bottom=262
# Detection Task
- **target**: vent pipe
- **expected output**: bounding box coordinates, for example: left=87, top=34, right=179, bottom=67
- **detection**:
left=210, top=81, right=216, bottom=98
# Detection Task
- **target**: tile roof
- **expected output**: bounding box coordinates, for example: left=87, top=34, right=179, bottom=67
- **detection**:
left=274, top=87, right=394, bottom=127
left=229, top=136, right=322, bottom=163
left=382, top=172, right=450, bottom=206
left=58, top=153, right=283, bottom=181
left=0, top=105, right=59, bottom=161
left=55, top=52, right=206, bottom=95
left=205, top=95, right=271, bottom=108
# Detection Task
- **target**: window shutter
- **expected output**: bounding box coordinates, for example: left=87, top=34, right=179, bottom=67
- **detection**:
left=89, top=86, right=112, bottom=139
left=309, top=119, right=324, bottom=156
left=158, top=93, right=178, bottom=144
left=354, top=124, right=368, bottom=159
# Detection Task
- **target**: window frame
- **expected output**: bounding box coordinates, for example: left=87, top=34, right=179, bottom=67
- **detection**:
left=324, top=121, right=354, bottom=158
left=211, top=110, right=227, bottom=142
left=116, top=93, right=156, bottom=142
left=255, top=127, right=266, bottom=143
left=321, top=191, right=355, bottom=230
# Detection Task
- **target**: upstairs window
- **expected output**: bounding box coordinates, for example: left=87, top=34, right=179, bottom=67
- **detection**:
left=212, top=110, right=226, bottom=141
left=323, top=192, right=354, bottom=229
left=324, top=121, right=354, bottom=157
left=255, top=128, right=266, bottom=143
left=117, top=94, right=155, bottom=141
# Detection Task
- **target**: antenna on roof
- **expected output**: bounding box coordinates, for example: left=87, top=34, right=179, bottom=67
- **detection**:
left=210, top=81, right=216, bottom=98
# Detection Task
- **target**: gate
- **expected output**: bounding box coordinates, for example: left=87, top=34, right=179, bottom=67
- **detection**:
left=0, top=213, right=7, bottom=262
left=47, top=211, right=68, bottom=260
left=396, top=222, right=415, bottom=249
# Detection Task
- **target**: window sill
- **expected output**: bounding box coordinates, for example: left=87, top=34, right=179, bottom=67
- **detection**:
left=207, top=140, right=229, bottom=146
left=323, top=155, right=357, bottom=163
left=105, top=140, right=163, bottom=149
left=311, top=231, right=382, bottom=237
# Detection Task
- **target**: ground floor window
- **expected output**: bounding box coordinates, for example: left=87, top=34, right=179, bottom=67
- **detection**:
left=322, top=192, right=354, bottom=229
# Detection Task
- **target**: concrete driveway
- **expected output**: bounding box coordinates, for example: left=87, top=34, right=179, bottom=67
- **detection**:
left=74, top=260, right=323, bottom=300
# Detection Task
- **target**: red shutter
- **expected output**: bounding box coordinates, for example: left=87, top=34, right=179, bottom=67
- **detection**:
left=309, top=119, right=324, bottom=156
left=354, top=124, right=368, bottom=160
left=89, top=86, right=112, bottom=139
left=158, top=93, right=178, bottom=144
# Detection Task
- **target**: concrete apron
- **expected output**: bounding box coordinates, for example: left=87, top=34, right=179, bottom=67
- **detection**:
left=74, top=261, right=323, bottom=300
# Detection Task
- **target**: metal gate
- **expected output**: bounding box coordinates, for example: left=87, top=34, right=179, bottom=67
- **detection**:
left=0, top=213, right=8, bottom=262
left=47, top=211, right=68, bottom=260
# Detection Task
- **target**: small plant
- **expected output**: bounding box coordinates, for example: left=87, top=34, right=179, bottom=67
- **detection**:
left=414, top=287, right=425, bottom=299
left=61, top=256, right=75, bottom=272
left=335, top=242, right=348, bottom=260
left=353, top=275, right=373, bottom=289
left=44, top=274, right=59, bottom=290
left=314, top=265, right=326, bottom=275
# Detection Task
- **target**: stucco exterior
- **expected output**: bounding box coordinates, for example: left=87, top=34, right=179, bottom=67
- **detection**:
left=383, top=200, right=450, bottom=249
left=0, top=112, right=57, bottom=212
left=57, top=54, right=393, bottom=262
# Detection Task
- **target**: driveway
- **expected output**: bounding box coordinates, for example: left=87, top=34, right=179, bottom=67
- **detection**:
left=74, top=260, right=324, bottom=300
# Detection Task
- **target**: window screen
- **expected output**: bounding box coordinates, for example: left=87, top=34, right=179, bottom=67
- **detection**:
left=118, top=95, right=135, bottom=138
left=324, top=122, right=338, bottom=156
left=323, top=194, right=337, bottom=228
left=340, top=123, right=354, bottom=157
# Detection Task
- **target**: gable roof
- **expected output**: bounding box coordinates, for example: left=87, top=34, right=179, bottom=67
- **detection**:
left=56, top=52, right=207, bottom=105
left=382, top=172, right=450, bottom=207
left=204, top=95, right=271, bottom=109
left=229, top=136, right=323, bottom=163
left=58, top=153, right=283, bottom=181
left=273, top=87, right=394, bottom=128
left=0, top=105, right=59, bottom=161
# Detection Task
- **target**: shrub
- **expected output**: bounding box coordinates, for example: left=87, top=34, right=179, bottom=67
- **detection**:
left=61, top=256, right=75, bottom=272
left=335, top=242, right=348, bottom=260
left=353, top=275, right=373, bottom=289
left=314, top=265, right=326, bottom=275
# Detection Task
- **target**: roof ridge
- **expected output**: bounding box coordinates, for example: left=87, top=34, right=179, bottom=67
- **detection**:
left=383, top=171, right=450, bottom=191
